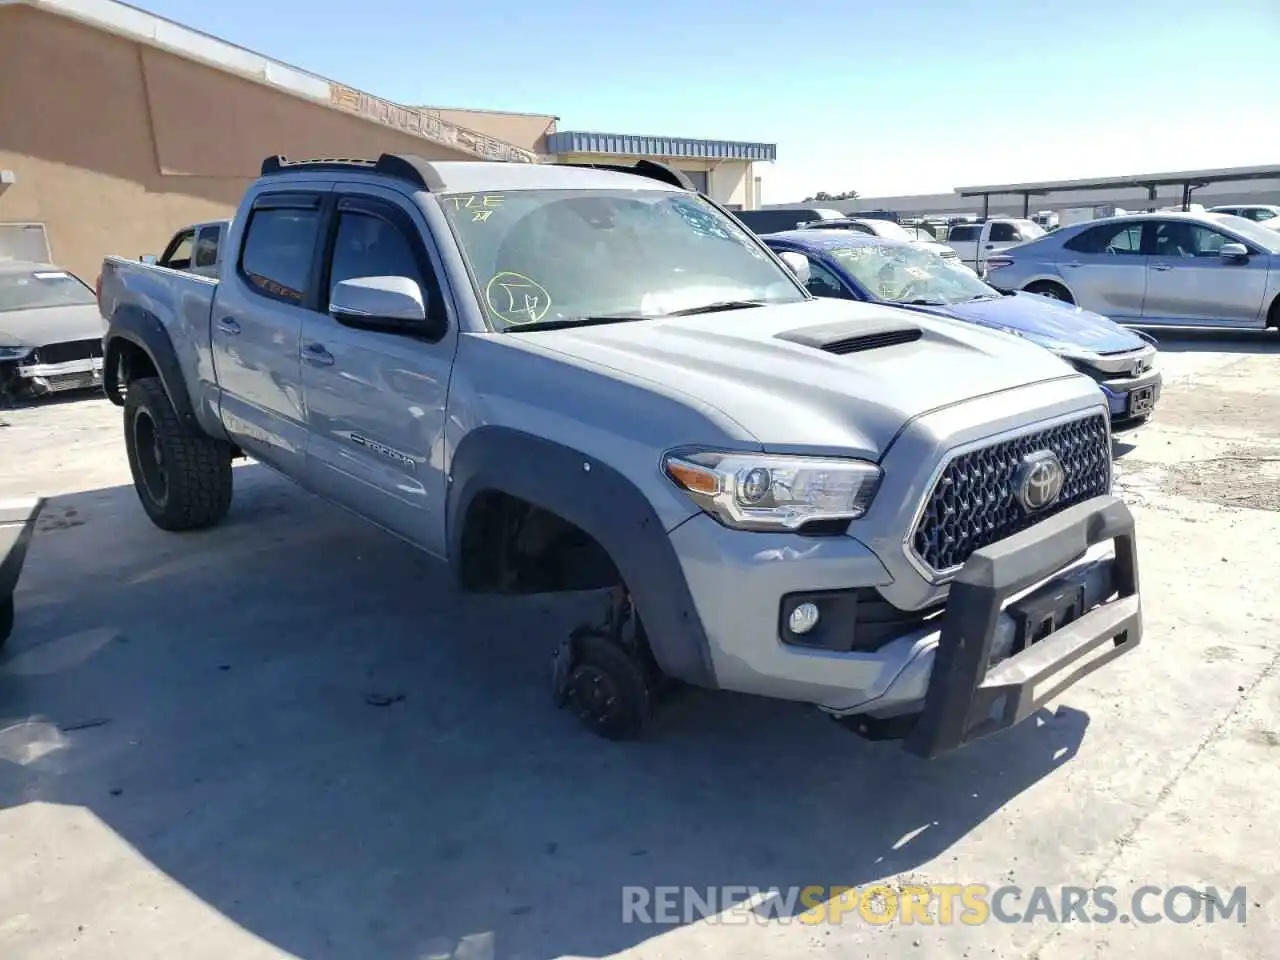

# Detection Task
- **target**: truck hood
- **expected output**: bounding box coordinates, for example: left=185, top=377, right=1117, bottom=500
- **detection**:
left=0, top=304, right=103, bottom=349
left=523, top=298, right=1079, bottom=458
left=912, top=292, right=1146, bottom=354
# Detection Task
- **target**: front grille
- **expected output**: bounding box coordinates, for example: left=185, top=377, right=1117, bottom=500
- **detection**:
left=824, top=329, right=921, bottom=354
left=33, top=339, right=102, bottom=365
left=911, top=414, right=1110, bottom=574
left=43, top=371, right=100, bottom=392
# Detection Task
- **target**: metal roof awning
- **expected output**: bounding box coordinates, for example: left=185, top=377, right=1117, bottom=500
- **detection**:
left=957, top=165, right=1280, bottom=197
left=954, top=165, right=1280, bottom=217
left=547, top=131, right=776, bottom=162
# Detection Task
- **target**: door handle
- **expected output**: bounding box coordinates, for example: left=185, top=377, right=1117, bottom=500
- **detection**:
left=1062, top=261, right=1083, bottom=268
left=302, top=342, right=335, bottom=367
left=1150, top=264, right=1173, bottom=272
left=217, top=317, right=241, bottom=335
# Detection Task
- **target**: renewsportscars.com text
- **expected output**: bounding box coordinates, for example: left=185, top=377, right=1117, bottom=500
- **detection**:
left=622, top=884, right=1249, bottom=926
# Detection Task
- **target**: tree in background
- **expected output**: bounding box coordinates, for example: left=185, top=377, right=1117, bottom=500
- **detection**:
left=804, top=190, right=860, bottom=202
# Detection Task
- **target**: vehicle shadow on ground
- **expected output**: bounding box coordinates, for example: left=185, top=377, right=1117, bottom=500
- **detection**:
left=1137, top=328, right=1280, bottom=355
left=0, top=467, right=1090, bottom=960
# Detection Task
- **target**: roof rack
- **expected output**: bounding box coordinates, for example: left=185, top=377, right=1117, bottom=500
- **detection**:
left=259, top=153, right=445, bottom=191
left=553, top=159, right=696, bottom=192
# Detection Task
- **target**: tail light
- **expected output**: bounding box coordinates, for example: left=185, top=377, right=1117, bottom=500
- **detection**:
left=984, top=255, right=1014, bottom=272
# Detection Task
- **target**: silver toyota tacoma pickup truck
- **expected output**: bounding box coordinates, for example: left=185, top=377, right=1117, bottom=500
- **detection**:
left=97, top=154, right=1143, bottom=757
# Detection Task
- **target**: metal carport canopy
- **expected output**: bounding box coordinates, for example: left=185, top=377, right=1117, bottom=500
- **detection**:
left=954, top=164, right=1280, bottom=218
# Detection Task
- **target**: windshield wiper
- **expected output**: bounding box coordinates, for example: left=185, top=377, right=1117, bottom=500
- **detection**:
left=904, top=298, right=947, bottom=306
left=502, top=314, right=649, bottom=333
left=665, top=300, right=768, bottom=317
left=964, top=294, right=999, bottom=302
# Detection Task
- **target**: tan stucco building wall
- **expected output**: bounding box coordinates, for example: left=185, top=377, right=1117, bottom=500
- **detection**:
left=0, top=5, right=484, bottom=281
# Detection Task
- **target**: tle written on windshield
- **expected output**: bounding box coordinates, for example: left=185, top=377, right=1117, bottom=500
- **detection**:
left=829, top=244, right=999, bottom=306
left=440, top=190, right=808, bottom=329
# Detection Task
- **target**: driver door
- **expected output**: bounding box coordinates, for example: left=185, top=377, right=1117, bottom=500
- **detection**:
left=1141, top=220, right=1269, bottom=327
left=299, top=186, right=458, bottom=556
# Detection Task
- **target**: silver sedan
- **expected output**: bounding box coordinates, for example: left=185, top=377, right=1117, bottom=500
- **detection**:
left=983, top=212, right=1280, bottom=330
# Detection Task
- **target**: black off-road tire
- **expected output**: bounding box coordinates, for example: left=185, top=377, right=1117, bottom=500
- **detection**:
left=0, top=593, right=13, bottom=647
left=1024, top=280, right=1074, bottom=304
left=566, top=634, right=652, bottom=741
left=123, top=377, right=233, bottom=531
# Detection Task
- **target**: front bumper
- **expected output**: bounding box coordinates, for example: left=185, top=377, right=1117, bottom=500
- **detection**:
left=671, top=494, right=1141, bottom=757
left=14, top=356, right=104, bottom=394
left=1092, top=369, right=1162, bottom=421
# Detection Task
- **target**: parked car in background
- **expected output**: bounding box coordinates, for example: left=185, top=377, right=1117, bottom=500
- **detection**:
left=1208, top=204, right=1280, bottom=227
left=945, top=217, right=1046, bottom=272
left=0, top=260, right=105, bottom=403
left=734, top=207, right=846, bottom=234
left=763, top=230, right=1162, bottom=423
left=147, top=219, right=232, bottom=277
left=796, top=218, right=966, bottom=268
left=983, top=212, right=1280, bottom=330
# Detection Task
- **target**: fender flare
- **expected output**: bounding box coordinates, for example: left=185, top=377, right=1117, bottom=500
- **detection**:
left=103, top=305, right=200, bottom=434
left=447, top=426, right=717, bottom=689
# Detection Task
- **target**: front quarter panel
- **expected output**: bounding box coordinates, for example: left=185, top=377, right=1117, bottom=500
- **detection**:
left=445, top=331, right=761, bottom=535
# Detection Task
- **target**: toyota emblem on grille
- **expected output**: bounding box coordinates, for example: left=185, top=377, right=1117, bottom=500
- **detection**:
left=1014, top=450, right=1065, bottom=512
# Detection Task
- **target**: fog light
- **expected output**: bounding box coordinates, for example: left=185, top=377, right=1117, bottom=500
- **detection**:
left=788, top=602, right=820, bottom=635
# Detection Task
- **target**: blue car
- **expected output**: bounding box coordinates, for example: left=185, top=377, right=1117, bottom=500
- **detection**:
left=763, top=230, right=1162, bottom=423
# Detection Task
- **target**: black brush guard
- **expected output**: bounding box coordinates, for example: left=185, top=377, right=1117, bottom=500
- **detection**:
left=904, top=494, right=1141, bottom=758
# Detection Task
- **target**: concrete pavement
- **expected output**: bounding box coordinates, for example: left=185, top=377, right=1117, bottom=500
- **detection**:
left=0, top=330, right=1276, bottom=960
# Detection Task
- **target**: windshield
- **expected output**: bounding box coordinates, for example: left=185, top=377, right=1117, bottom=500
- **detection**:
left=1206, top=214, right=1280, bottom=252
left=0, top=269, right=96, bottom=312
left=827, top=241, right=999, bottom=305
left=440, top=189, right=806, bottom=328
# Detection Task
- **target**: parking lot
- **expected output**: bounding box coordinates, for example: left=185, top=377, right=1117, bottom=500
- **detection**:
left=0, top=330, right=1277, bottom=960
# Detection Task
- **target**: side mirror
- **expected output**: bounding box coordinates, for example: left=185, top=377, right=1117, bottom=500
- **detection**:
left=140, top=254, right=157, bottom=265
left=329, top=276, right=430, bottom=333
left=1219, top=242, right=1249, bottom=261
left=778, top=251, right=811, bottom=284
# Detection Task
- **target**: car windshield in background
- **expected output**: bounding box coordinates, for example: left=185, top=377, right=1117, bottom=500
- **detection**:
left=1205, top=215, right=1280, bottom=252
left=440, top=189, right=805, bottom=329
left=0, top=270, right=96, bottom=312
left=828, top=241, right=999, bottom=305
left=867, top=221, right=914, bottom=241
left=1012, top=219, right=1047, bottom=240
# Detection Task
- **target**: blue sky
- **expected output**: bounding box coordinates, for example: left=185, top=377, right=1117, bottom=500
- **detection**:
left=133, top=0, right=1279, bottom=203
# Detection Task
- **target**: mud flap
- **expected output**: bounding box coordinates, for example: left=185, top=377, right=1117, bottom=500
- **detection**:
left=904, top=495, right=1141, bottom=759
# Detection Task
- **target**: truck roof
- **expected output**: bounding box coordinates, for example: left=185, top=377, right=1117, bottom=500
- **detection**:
left=259, top=154, right=690, bottom=195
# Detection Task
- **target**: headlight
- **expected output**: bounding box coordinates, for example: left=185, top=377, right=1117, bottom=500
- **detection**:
left=0, top=346, right=33, bottom=362
left=662, top=450, right=882, bottom=532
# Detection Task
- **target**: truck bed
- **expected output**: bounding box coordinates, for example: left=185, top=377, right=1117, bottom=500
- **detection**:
left=97, top=256, right=220, bottom=420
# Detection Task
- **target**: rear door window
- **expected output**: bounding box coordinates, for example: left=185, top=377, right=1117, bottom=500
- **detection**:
left=948, top=225, right=978, bottom=242
left=1064, top=223, right=1145, bottom=255
left=988, top=222, right=1018, bottom=242
left=238, top=203, right=321, bottom=306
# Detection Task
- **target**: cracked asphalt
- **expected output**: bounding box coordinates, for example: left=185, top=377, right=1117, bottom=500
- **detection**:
left=1, top=329, right=1277, bottom=959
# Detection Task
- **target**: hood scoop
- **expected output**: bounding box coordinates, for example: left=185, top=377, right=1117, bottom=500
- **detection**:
left=775, top=317, right=923, bottom=356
